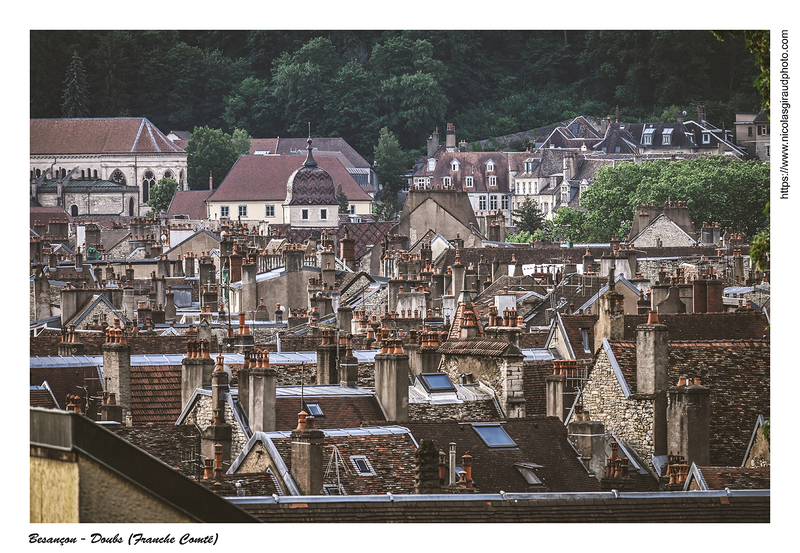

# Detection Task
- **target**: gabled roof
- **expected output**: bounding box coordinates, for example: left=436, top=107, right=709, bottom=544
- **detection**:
left=30, top=382, right=60, bottom=410
left=31, top=118, right=185, bottom=155
left=167, top=190, right=212, bottom=220
left=402, top=418, right=602, bottom=493
left=207, top=154, right=371, bottom=203
left=685, top=464, right=770, bottom=491
left=602, top=339, right=770, bottom=466
left=63, top=293, right=129, bottom=328
left=273, top=137, right=371, bottom=169
left=274, top=387, right=386, bottom=431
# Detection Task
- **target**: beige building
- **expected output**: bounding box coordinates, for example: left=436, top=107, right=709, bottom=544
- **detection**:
left=734, top=110, right=771, bottom=161
left=30, top=118, right=188, bottom=217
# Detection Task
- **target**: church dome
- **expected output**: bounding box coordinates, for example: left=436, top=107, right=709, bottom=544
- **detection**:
left=285, top=138, right=337, bottom=206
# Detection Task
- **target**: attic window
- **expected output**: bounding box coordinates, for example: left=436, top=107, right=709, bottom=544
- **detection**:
left=642, top=128, right=655, bottom=145
left=486, top=160, right=495, bottom=172
left=702, top=132, right=711, bottom=144
left=515, top=463, right=544, bottom=485
left=323, top=484, right=344, bottom=495
left=305, top=402, right=324, bottom=417
left=472, top=423, right=517, bottom=448
left=350, top=455, right=376, bottom=476
left=465, top=176, right=474, bottom=188
left=418, top=372, right=456, bottom=393
left=451, top=160, right=460, bottom=171
left=488, top=175, right=497, bottom=187
left=662, top=128, right=674, bottom=145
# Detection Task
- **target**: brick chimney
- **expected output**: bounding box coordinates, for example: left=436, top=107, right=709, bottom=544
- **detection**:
left=101, top=320, right=132, bottom=422
left=315, top=329, right=340, bottom=385
left=667, top=378, right=711, bottom=467
left=338, top=335, right=359, bottom=388
left=201, top=354, right=233, bottom=469
left=636, top=311, right=668, bottom=456
left=248, top=351, right=277, bottom=433
left=445, top=123, right=456, bottom=151
left=374, top=336, right=410, bottom=421
left=290, top=411, right=325, bottom=495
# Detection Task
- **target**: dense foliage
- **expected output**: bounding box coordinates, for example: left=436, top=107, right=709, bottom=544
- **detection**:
left=185, top=126, right=242, bottom=190
left=146, top=177, right=180, bottom=214
left=33, top=30, right=763, bottom=157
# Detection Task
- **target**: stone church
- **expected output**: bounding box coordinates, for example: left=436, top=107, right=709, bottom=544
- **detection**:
left=30, top=118, right=188, bottom=218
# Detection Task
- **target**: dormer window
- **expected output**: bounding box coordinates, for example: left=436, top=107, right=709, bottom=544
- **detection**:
left=465, top=176, right=474, bottom=188
left=427, top=158, right=437, bottom=171
left=662, top=128, right=673, bottom=145
left=702, top=132, right=711, bottom=144
left=488, top=175, right=497, bottom=187
left=442, top=176, right=451, bottom=187
left=451, top=159, right=460, bottom=172
left=643, top=127, right=655, bottom=145
left=486, top=160, right=495, bottom=173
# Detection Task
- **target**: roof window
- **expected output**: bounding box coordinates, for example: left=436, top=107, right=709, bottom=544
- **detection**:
left=515, top=463, right=544, bottom=485
left=350, top=455, right=376, bottom=476
left=304, top=402, right=324, bottom=417
left=471, top=423, right=517, bottom=448
left=418, top=372, right=456, bottom=393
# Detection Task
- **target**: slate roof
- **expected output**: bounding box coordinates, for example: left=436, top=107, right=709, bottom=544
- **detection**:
left=167, top=190, right=212, bottom=220
left=30, top=383, right=60, bottom=409
left=272, top=137, right=372, bottom=169
left=274, top=392, right=386, bottom=431
left=31, top=118, right=184, bottom=155
left=402, top=417, right=602, bottom=493
left=30, top=206, right=74, bottom=227
left=107, top=424, right=202, bottom=478
left=29, top=363, right=103, bottom=414
left=207, top=154, right=371, bottom=203
left=36, top=178, right=139, bottom=194
left=604, top=339, right=770, bottom=466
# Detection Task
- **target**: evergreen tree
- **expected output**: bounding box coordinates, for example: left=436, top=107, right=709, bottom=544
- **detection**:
left=61, top=50, right=90, bottom=118
left=337, top=184, right=349, bottom=214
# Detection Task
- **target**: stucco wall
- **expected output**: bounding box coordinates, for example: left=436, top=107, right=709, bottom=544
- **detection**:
left=30, top=452, right=80, bottom=523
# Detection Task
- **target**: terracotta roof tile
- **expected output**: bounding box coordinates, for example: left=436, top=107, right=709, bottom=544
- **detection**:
left=31, top=118, right=184, bottom=155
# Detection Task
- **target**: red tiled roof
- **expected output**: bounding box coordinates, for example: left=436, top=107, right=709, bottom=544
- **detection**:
left=31, top=118, right=185, bottom=155
left=207, top=154, right=371, bottom=203
left=130, top=364, right=183, bottom=425
left=167, top=190, right=212, bottom=220
left=30, top=206, right=74, bottom=227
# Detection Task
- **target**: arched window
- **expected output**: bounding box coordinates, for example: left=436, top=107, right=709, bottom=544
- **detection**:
left=129, top=197, right=135, bottom=216
left=70, top=205, right=79, bottom=217
left=143, top=170, right=155, bottom=202
left=111, top=169, right=126, bottom=185
left=163, top=170, right=173, bottom=180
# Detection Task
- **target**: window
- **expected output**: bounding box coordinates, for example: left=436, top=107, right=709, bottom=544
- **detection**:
left=427, top=159, right=436, bottom=171
left=349, top=204, right=356, bottom=214
left=501, top=195, right=509, bottom=210
left=442, top=177, right=451, bottom=187
left=238, top=205, right=247, bottom=217
left=320, top=209, right=327, bottom=220
left=302, top=209, right=309, bottom=220
left=748, top=126, right=753, bottom=137
left=582, top=328, right=591, bottom=353
left=515, top=463, right=544, bottom=485
left=324, top=484, right=344, bottom=495
left=642, top=128, right=654, bottom=145
left=142, top=170, right=155, bottom=202
left=489, top=195, right=498, bottom=210
left=572, top=123, right=579, bottom=134
left=164, top=170, right=173, bottom=180
left=465, top=176, right=474, bottom=188
left=478, top=196, right=487, bottom=211
left=305, top=402, right=324, bottom=417
left=472, top=423, right=516, bottom=448
left=418, top=373, right=456, bottom=393
left=488, top=175, right=497, bottom=187
left=265, top=205, right=275, bottom=217
left=662, top=128, right=673, bottom=145
left=758, top=125, right=769, bottom=135
left=702, top=132, right=711, bottom=144
left=451, top=160, right=460, bottom=171
left=110, top=169, right=126, bottom=185
left=486, top=160, right=495, bottom=172
left=220, top=206, right=230, bottom=218
left=350, top=455, right=376, bottom=476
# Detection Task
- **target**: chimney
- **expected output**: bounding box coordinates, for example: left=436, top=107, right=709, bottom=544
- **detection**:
left=427, top=128, right=440, bottom=158
left=101, top=321, right=132, bottom=422
left=283, top=244, right=304, bottom=273
left=667, top=379, right=711, bottom=467
left=374, top=336, right=409, bottom=421
left=567, top=406, right=607, bottom=478
left=705, top=277, right=724, bottom=313
left=338, top=335, right=359, bottom=388
left=201, top=354, right=233, bottom=470
left=593, top=267, right=625, bottom=351
left=448, top=442, right=457, bottom=485
left=546, top=360, right=579, bottom=421
left=248, top=351, right=277, bottom=433
left=445, top=123, right=456, bottom=151
left=290, top=411, right=325, bottom=495
left=339, top=228, right=356, bottom=272
left=636, top=311, right=669, bottom=456
left=414, top=439, right=441, bottom=494
left=181, top=339, right=216, bottom=409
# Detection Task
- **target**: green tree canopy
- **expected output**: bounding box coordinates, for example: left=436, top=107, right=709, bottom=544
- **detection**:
left=580, top=156, right=770, bottom=242
left=186, top=126, right=240, bottom=190
left=373, top=127, right=410, bottom=200
left=146, top=177, right=180, bottom=214
left=512, top=198, right=548, bottom=235
left=337, top=184, right=349, bottom=213
left=61, top=50, right=90, bottom=118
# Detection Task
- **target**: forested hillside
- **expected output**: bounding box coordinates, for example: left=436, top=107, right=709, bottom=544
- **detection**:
left=31, top=30, right=763, bottom=156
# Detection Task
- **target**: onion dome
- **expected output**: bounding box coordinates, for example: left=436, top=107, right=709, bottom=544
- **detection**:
left=285, top=138, right=337, bottom=206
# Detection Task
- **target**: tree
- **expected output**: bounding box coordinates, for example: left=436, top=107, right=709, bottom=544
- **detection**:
left=146, top=177, right=180, bottom=214
left=512, top=198, right=548, bottom=235
left=61, top=50, right=90, bottom=118
left=230, top=127, right=252, bottom=156
left=337, top=184, right=349, bottom=214
left=373, top=197, right=402, bottom=222
left=550, top=207, right=589, bottom=243
left=186, top=126, right=240, bottom=190
left=373, top=127, right=410, bottom=200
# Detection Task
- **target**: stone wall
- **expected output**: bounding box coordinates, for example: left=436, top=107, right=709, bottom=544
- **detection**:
left=409, top=399, right=497, bottom=422
left=183, top=395, right=248, bottom=462
left=580, top=349, right=656, bottom=470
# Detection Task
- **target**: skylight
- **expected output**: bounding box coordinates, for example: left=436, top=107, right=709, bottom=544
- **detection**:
left=418, top=373, right=456, bottom=393
left=305, top=402, right=324, bottom=417
left=472, top=423, right=517, bottom=448
left=349, top=455, right=376, bottom=476
left=515, top=463, right=544, bottom=485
